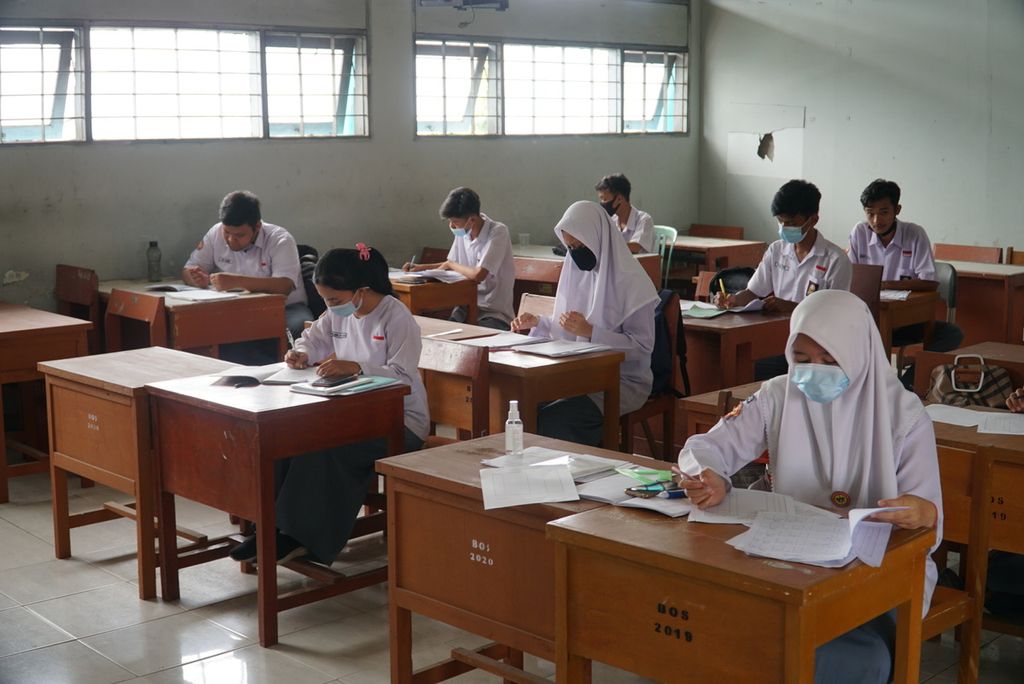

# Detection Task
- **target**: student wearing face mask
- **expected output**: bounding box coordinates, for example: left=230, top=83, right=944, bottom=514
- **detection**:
left=676, top=290, right=942, bottom=684
left=229, top=244, right=427, bottom=565
left=510, top=201, right=658, bottom=446
left=717, top=179, right=852, bottom=380
left=595, top=173, right=654, bottom=254
left=402, top=187, right=514, bottom=330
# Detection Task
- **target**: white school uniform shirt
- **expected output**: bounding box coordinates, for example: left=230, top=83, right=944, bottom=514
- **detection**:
left=746, top=232, right=852, bottom=302
left=847, top=219, right=937, bottom=282
left=185, top=222, right=307, bottom=306
left=293, top=296, right=429, bottom=440
left=610, top=207, right=655, bottom=253
left=532, top=201, right=658, bottom=415
left=446, top=214, right=516, bottom=323
left=678, top=290, right=942, bottom=615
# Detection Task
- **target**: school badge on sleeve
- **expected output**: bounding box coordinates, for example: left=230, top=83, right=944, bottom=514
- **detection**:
left=830, top=490, right=851, bottom=508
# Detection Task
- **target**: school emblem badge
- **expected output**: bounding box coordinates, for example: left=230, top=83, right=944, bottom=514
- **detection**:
left=830, top=490, right=851, bottom=508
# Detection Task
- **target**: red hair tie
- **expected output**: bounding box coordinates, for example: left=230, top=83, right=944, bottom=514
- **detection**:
left=355, top=243, right=371, bottom=261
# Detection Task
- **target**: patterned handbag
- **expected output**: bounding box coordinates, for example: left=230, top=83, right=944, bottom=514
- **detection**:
left=926, top=354, right=1015, bottom=408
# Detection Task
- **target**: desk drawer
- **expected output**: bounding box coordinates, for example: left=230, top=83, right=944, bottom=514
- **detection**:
left=51, top=384, right=139, bottom=479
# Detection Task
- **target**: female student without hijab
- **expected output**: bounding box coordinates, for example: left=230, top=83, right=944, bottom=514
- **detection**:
left=676, top=290, right=942, bottom=684
left=230, top=244, right=427, bottom=565
left=511, top=201, right=657, bottom=446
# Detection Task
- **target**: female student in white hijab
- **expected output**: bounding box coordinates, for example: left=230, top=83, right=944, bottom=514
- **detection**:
left=675, top=289, right=942, bottom=684
left=511, top=201, right=658, bottom=446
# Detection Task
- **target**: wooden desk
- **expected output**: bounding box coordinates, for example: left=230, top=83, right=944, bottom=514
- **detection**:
left=682, top=381, right=764, bottom=438
left=377, top=433, right=666, bottom=683
left=488, top=349, right=624, bottom=449
left=938, top=261, right=1024, bottom=345
left=879, top=291, right=938, bottom=353
left=147, top=376, right=409, bottom=646
left=392, top=279, right=479, bottom=324
left=98, top=279, right=286, bottom=357
left=512, top=246, right=661, bottom=302
left=0, top=303, right=91, bottom=503
left=671, top=236, right=767, bottom=272
left=38, top=348, right=234, bottom=599
left=682, top=308, right=791, bottom=394
left=548, top=506, right=934, bottom=683
left=913, top=341, right=1024, bottom=397
left=413, top=315, right=499, bottom=341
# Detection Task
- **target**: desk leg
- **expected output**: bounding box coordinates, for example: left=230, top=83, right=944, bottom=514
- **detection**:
left=0, top=389, right=8, bottom=504
left=467, top=299, right=479, bottom=325
left=520, top=387, right=539, bottom=436
left=51, top=465, right=71, bottom=558
left=784, top=605, right=815, bottom=684
left=389, top=602, right=413, bottom=682
left=892, top=559, right=924, bottom=684
left=256, top=459, right=279, bottom=647
left=135, top=478, right=157, bottom=600
left=554, top=545, right=591, bottom=683
left=158, top=490, right=180, bottom=600
left=601, top=369, right=620, bottom=451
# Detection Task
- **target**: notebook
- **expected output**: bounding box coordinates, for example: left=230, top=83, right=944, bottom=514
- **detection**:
left=145, top=283, right=199, bottom=292
left=212, top=362, right=320, bottom=387
left=514, top=340, right=611, bottom=357
left=290, top=375, right=399, bottom=397
left=481, top=446, right=628, bottom=483
left=577, top=473, right=694, bottom=518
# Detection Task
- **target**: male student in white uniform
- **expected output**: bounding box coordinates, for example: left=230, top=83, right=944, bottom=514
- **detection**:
left=402, top=187, right=515, bottom=330
left=716, top=179, right=852, bottom=380
left=847, top=179, right=963, bottom=388
left=182, top=190, right=312, bottom=339
left=595, top=173, right=655, bottom=253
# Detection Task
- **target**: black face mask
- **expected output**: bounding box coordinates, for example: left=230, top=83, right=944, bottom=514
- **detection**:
left=600, top=199, right=617, bottom=216
left=569, top=245, right=597, bottom=271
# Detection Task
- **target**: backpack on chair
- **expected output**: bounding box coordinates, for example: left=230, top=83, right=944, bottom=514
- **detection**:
left=650, top=289, right=690, bottom=398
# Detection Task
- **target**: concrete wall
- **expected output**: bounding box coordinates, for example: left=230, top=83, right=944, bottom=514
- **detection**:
left=0, top=0, right=699, bottom=308
left=699, top=0, right=1024, bottom=251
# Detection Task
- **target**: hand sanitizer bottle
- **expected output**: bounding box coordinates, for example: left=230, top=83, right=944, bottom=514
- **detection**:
left=505, top=400, right=524, bottom=457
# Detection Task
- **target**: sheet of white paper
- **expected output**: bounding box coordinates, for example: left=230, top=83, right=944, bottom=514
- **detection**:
left=479, top=465, right=579, bottom=510
left=732, top=513, right=852, bottom=562
left=880, top=290, right=912, bottom=301
left=412, top=268, right=466, bottom=282
left=792, top=500, right=842, bottom=518
left=977, top=413, right=1024, bottom=435
left=688, top=489, right=796, bottom=525
left=728, top=299, right=765, bottom=313
left=618, top=496, right=693, bottom=518
left=482, top=447, right=626, bottom=482
left=680, top=300, right=719, bottom=311
left=576, top=473, right=637, bottom=504
left=165, top=289, right=239, bottom=302
left=925, top=404, right=984, bottom=427
left=457, top=332, right=545, bottom=348
left=516, top=340, right=610, bottom=357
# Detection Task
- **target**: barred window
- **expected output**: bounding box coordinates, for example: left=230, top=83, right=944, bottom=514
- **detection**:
left=415, top=39, right=498, bottom=136
left=0, top=27, right=84, bottom=143
left=623, top=50, right=687, bottom=134
left=265, top=32, right=367, bottom=138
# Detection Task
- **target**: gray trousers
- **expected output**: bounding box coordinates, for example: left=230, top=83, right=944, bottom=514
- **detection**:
left=537, top=395, right=604, bottom=447
left=450, top=306, right=510, bottom=331
left=274, top=428, right=422, bottom=564
left=815, top=610, right=896, bottom=684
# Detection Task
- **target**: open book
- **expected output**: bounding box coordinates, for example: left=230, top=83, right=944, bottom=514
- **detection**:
left=212, top=362, right=319, bottom=387
left=577, top=473, right=694, bottom=518
left=482, top=446, right=628, bottom=483
left=145, top=283, right=199, bottom=292
left=290, top=375, right=399, bottom=397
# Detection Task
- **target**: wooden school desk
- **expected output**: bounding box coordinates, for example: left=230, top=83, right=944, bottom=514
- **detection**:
left=912, top=341, right=1024, bottom=397
left=98, top=279, right=286, bottom=357
left=488, top=349, right=624, bottom=449
left=512, top=245, right=661, bottom=301
left=547, top=506, right=935, bottom=684
left=147, top=375, right=409, bottom=646
left=878, top=290, right=938, bottom=354
left=391, top=278, right=478, bottom=324
left=413, top=315, right=499, bottom=341
left=377, top=433, right=668, bottom=683
left=682, top=380, right=764, bottom=439
left=937, top=261, right=1024, bottom=345
left=671, top=235, right=767, bottom=272
left=0, top=303, right=91, bottom=503
left=682, top=307, right=791, bottom=394
left=38, top=348, right=235, bottom=599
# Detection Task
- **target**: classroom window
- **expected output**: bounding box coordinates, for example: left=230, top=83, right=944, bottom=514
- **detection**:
left=89, top=27, right=262, bottom=141
left=265, top=32, right=367, bottom=138
left=0, top=27, right=84, bottom=143
left=623, top=50, right=687, bottom=134
left=415, top=39, right=498, bottom=136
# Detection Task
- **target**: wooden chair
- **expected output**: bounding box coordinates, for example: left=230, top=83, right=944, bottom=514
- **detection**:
left=420, top=246, right=450, bottom=265
left=419, top=338, right=489, bottom=448
left=54, top=264, right=102, bottom=354
left=1005, top=246, right=1024, bottom=265
left=694, top=270, right=716, bottom=302
left=690, top=223, right=744, bottom=240
left=620, top=291, right=683, bottom=460
left=104, top=289, right=168, bottom=352
left=934, top=243, right=1002, bottom=264
left=518, top=292, right=556, bottom=319
left=850, top=263, right=883, bottom=325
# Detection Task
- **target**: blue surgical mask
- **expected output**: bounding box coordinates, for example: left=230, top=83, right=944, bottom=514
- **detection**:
left=778, top=220, right=808, bottom=244
left=329, top=293, right=362, bottom=319
left=790, top=363, right=850, bottom=404
left=451, top=228, right=468, bottom=238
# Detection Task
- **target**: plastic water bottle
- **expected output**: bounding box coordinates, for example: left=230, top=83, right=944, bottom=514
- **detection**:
left=505, top=400, right=524, bottom=457
left=146, top=241, right=162, bottom=282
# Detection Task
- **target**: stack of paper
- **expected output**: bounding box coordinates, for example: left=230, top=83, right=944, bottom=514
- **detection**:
left=515, top=340, right=611, bottom=357
left=145, top=283, right=199, bottom=292
left=687, top=489, right=798, bottom=525
left=482, top=446, right=628, bottom=482
left=479, top=465, right=579, bottom=510
left=880, top=290, right=912, bottom=301
left=925, top=404, right=1024, bottom=435
left=290, top=376, right=398, bottom=397
left=389, top=269, right=466, bottom=283
left=457, top=332, right=545, bottom=349
left=577, top=473, right=693, bottom=517
left=165, top=289, right=239, bottom=302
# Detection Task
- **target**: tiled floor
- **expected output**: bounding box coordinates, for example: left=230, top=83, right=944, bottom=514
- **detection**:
left=0, top=470, right=1021, bottom=683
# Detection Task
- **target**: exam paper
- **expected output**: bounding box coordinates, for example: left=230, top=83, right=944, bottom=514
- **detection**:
left=479, top=465, right=579, bottom=510
left=482, top=447, right=627, bottom=482
left=728, top=299, right=765, bottom=313
left=680, top=300, right=719, bottom=311
left=165, top=289, right=239, bottom=302
left=516, top=340, right=610, bottom=357
left=880, top=290, right=911, bottom=301
left=925, top=404, right=984, bottom=427
left=456, top=332, right=544, bottom=348
left=977, top=413, right=1024, bottom=435
left=688, top=489, right=796, bottom=525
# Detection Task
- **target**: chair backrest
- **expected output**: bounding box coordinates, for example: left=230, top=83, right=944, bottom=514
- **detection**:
left=934, top=243, right=1002, bottom=264
left=690, top=223, right=744, bottom=240
left=694, top=270, right=716, bottom=302
left=1005, top=246, right=1024, bottom=265
left=710, top=266, right=755, bottom=295
left=849, top=263, right=883, bottom=322
left=650, top=290, right=685, bottom=397
left=297, top=244, right=326, bottom=318
left=54, top=264, right=102, bottom=354
left=518, top=292, right=556, bottom=319
left=420, top=246, right=450, bottom=264
left=934, top=261, right=958, bottom=323
left=419, top=338, right=489, bottom=438
left=104, top=289, right=168, bottom=351
left=653, top=225, right=678, bottom=290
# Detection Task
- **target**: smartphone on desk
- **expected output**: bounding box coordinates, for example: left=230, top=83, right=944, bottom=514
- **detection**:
left=311, top=372, right=359, bottom=388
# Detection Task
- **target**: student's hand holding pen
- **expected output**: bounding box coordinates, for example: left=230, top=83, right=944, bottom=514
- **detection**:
left=713, top=292, right=735, bottom=310
left=316, top=358, right=361, bottom=378
left=672, top=465, right=727, bottom=509
left=184, top=265, right=210, bottom=288
left=285, top=350, right=309, bottom=369
left=402, top=255, right=418, bottom=272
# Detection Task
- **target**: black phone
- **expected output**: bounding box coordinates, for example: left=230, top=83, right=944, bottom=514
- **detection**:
left=311, top=372, right=359, bottom=388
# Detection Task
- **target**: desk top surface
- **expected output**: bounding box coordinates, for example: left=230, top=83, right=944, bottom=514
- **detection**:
left=672, top=236, right=767, bottom=249
left=512, top=245, right=659, bottom=261
left=0, top=302, right=92, bottom=337
left=488, top=348, right=625, bottom=373
left=683, top=381, right=765, bottom=409
left=391, top=278, right=476, bottom=292
left=879, top=290, right=939, bottom=307
left=38, top=347, right=236, bottom=395
left=681, top=309, right=792, bottom=332
left=938, top=260, right=1024, bottom=277
left=99, top=279, right=284, bottom=308
left=949, top=342, right=1024, bottom=365
left=932, top=406, right=1024, bottom=453
left=414, top=316, right=499, bottom=341
left=547, top=505, right=934, bottom=602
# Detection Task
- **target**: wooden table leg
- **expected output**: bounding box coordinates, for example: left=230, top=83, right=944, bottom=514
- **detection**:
left=892, top=561, right=924, bottom=684
left=389, top=602, right=413, bottom=682
left=719, top=339, right=741, bottom=388
left=256, top=457, right=279, bottom=647
left=135, top=474, right=157, bottom=600
left=158, top=489, right=180, bottom=600
left=784, top=605, right=815, bottom=683
left=51, top=464, right=71, bottom=558
left=467, top=299, right=479, bottom=325
left=601, top=368, right=620, bottom=451
left=555, top=545, right=591, bottom=683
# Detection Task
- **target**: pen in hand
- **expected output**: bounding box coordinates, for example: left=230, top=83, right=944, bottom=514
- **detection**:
left=718, top=279, right=728, bottom=307
left=285, top=327, right=295, bottom=350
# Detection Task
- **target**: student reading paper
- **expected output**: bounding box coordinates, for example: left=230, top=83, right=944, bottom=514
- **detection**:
left=676, top=289, right=942, bottom=684
left=511, top=201, right=657, bottom=447
left=229, top=244, right=427, bottom=565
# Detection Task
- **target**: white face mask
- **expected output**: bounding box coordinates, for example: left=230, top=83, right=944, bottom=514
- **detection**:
left=778, top=218, right=810, bottom=244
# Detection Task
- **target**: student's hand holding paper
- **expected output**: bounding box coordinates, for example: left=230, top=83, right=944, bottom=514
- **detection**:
left=316, top=358, right=361, bottom=378
left=511, top=313, right=538, bottom=333
left=673, top=466, right=727, bottom=509
left=871, top=494, right=937, bottom=529
left=1007, top=387, right=1024, bottom=413
left=559, top=311, right=593, bottom=338
left=184, top=265, right=210, bottom=288
left=285, top=350, right=309, bottom=369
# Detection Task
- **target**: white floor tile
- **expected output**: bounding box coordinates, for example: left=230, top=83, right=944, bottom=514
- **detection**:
left=127, top=644, right=335, bottom=684
left=0, top=640, right=134, bottom=684
left=27, top=581, right=185, bottom=638
left=0, top=558, right=121, bottom=604
left=0, top=517, right=56, bottom=572
left=195, top=591, right=362, bottom=640
left=0, top=606, right=74, bottom=658
left=0, top=590, right=15, bottom=610
left=270, top=610, right=391, bottom=679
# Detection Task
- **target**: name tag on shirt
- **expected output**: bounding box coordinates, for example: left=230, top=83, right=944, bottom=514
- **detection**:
left=331, top=331, right=348, bottom=339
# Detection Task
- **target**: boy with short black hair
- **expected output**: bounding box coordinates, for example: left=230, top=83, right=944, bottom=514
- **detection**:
left=595, top=173, right=654, bottom=253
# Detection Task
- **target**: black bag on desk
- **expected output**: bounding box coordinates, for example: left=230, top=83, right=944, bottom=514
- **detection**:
left=926, top=354, right=1014, bottom=408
